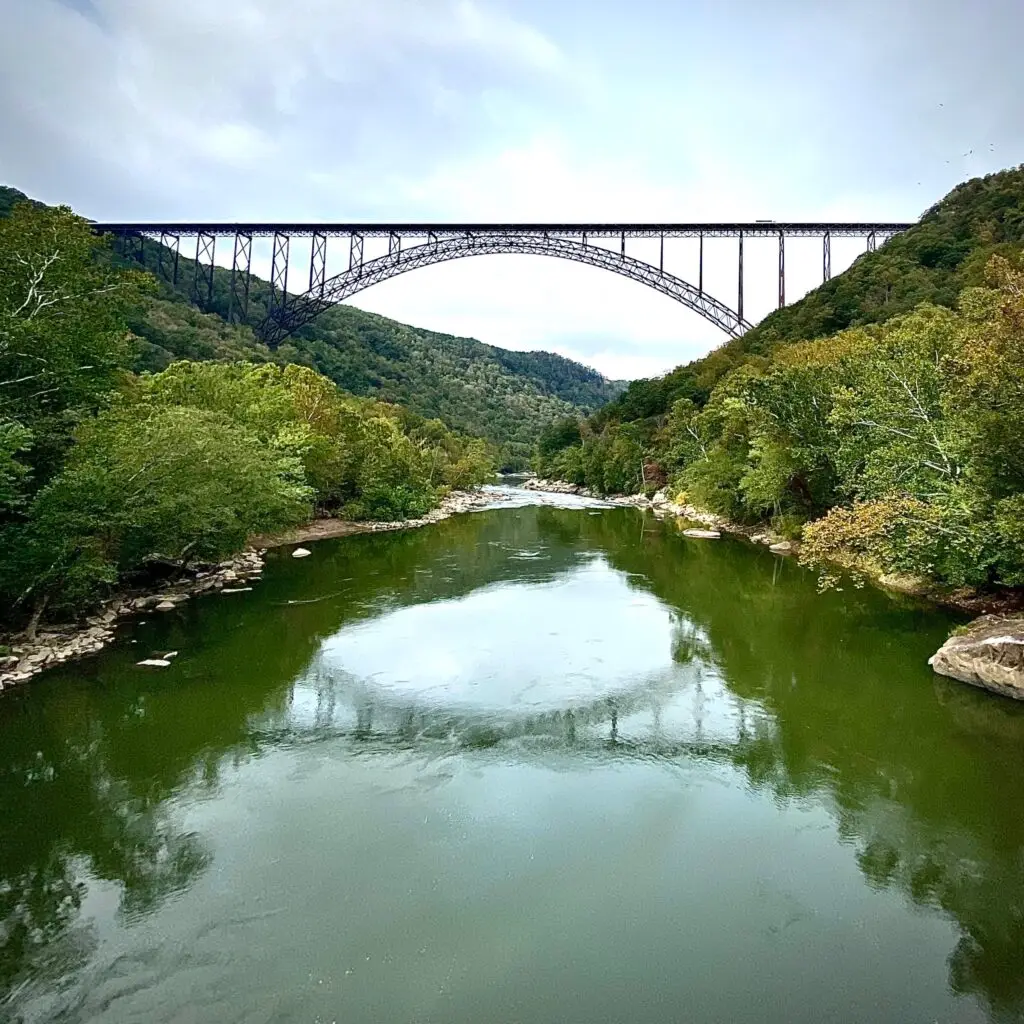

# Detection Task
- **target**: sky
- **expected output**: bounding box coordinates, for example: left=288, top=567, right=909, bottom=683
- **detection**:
left=1, top=0, right=1022, bottom=380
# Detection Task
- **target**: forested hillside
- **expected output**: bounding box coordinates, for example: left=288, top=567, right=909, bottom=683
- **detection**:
left=0, top=197, right=492, bottom=631
left=0, top=187, right=625, bottom=469
left=592, top=167, right=1024, bottom=426
left=535, top=167, right=1024, bottom=593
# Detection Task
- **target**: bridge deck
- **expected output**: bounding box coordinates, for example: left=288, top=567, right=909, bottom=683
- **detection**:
left=90, top=221, right=915, bottom=239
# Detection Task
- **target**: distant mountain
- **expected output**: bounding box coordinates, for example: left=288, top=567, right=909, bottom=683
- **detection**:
left=0, top=185, right=627, bottom=468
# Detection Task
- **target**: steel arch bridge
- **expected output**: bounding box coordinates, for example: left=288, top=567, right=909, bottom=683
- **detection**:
left=93, top=221, right=915, bottom=348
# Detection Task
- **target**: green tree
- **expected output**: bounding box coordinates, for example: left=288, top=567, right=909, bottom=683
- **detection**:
left=2, top=407, right=311, bottom=625
left=0, top=202, right=145, bottom=489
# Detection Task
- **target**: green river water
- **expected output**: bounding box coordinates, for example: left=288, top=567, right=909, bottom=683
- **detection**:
left=2, top=486, right=1024, bottom=1024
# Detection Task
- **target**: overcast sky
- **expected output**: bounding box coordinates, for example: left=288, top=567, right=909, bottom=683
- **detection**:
left=2, top=0, right=1022, bottom=379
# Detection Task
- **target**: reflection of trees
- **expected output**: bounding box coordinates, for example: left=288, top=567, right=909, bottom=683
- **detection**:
left=578, top=510, right=1024, bottom=1023
left=3, top=503, right=1024, bottom=1020
left=0, top=715, right=212, bottom=1007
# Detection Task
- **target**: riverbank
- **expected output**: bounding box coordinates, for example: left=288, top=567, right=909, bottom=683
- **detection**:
left=251, top=489, right=505, bottom=548
left=0, top=489, right=507, bottom=692
left=523, top=479, right=797, bottom=550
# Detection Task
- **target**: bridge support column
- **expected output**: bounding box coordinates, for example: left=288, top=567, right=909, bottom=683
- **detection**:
left=309, top=232, right=328, bottom=296
left=268, top=231, right=290, bottom=326
left=349, top=232, right=364, bottom=272
left=158, top=232, right=180, bottom=286
left=388, top=231, right=401, bottom=259
left=698, top=231, right=704, bottom=295
left=229, top=233, right=252, bottom=324
left=121, top=232, right=144, bottom=266
left=738, top=230, right=744, bottom=323
left=659, top=233, right=664, bottom=274
left=191, top=232, right=216, bottom=310
left=823, top=230, right=832, bottom=282
left=867, top=230, right=876, bottom=253
left=778, top=231, right=786, bottom=308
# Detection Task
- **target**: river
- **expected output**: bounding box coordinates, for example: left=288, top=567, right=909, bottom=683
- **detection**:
left=2, top=486, right=1024, bottom=1024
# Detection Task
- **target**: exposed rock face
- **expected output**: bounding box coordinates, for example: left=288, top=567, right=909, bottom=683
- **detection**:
left=930, top=615, right=1024, bottom=700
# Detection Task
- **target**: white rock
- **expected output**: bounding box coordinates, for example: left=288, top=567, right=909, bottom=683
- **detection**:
left=163, top=651, right=179, bottom=659
left=155, top=601, right=177, bottom=612
left=683, top=529, right=721, bottom=539
left=137, top=659, right=171, bottom=668
left=292, top=547, right=312, bottom=559
left=931, top=615, right=1024, bottom=700
left=770, top=541, right=795, bottom=555
left=221, top=587, right=253, bottom=594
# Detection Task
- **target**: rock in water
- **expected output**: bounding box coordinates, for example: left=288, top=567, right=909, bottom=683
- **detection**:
left=769, top=541, right=795, bottom=555
left=683, top=529, right=721, bottom=540
left=155, top=601, right=177, bottom=612
left=930, top=615, right=1024, bottom=700
left=292, top=547, right=312, bottom=559
left=137, top=659, right=171, bottom=668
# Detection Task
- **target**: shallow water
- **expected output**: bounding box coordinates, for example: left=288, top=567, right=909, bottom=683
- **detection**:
left=3, top=489, right=1024, bottom=1023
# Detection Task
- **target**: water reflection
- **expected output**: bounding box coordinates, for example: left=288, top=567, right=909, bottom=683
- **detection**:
left=1, top=495, right=1023, bottom=1023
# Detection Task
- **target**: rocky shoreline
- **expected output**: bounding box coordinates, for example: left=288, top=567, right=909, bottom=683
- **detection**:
left=0, top=489, right=505, bottom=693
left=0, top=548, right=267, bottom=691
left=251, top=488, right=505, bottom=548
left=522, top=479, right=797, bottom=552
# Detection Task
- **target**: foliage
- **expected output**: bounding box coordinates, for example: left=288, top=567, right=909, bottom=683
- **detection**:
left=4, top=407, right=312, bottom=618
left=0, top=197, right=495, bottom=628
left=115, top=249, right=623, bottom=471
left=0, top=200, right=147, bottom=488
left=535, top=167, right=1024, bottom=590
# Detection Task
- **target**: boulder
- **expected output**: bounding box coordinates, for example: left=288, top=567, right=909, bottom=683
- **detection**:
left=137, top=658, right=172, bottom=668
left=683, top=529, right=721, bottom=540
left=770, top=541, right=795, bottom=555
left=930, top=615, right=1024, bottom=701
left=155, top=601, right=177, bottom=612
left=292, top=547, right=312, bottom=559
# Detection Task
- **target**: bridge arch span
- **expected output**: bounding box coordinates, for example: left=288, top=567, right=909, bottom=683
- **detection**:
left=262, top=233, right=754, bottom=347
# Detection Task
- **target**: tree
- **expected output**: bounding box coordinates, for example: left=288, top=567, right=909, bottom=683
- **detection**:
left=0, top=202, right=145, bottom=490
left=2, top=407, right=311, bottom=622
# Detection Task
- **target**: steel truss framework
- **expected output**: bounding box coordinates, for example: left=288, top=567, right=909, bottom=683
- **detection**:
left=267, top=233, right=758, bottom=347
left=93, top=221, right=913, bottom=347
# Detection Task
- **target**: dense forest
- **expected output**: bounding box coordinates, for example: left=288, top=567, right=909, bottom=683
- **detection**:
left=0, top=186, right=624, bottom=471
left=536, top=166, right=1024, bottom=591
left=0, top=200, right=493, bottom=630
